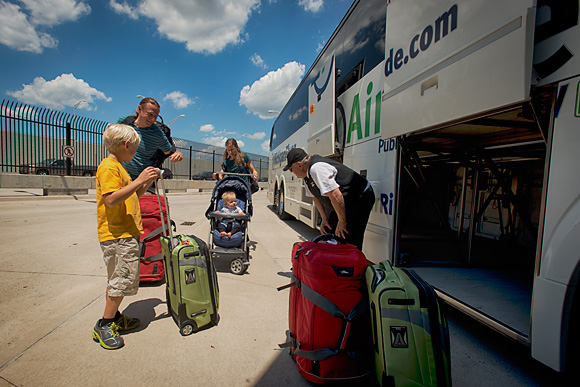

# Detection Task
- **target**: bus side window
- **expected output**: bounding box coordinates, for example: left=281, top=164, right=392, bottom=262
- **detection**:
left=337, top=59, right=365, bottom=96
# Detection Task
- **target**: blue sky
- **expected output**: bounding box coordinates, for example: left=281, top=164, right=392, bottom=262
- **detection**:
left=0, top=0, right=352, bottom=155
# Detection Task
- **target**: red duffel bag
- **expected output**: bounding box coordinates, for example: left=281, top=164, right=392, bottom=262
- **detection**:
left=278, top=234, right=373, bottom=383
left=138, top=194, right=172, bottom=283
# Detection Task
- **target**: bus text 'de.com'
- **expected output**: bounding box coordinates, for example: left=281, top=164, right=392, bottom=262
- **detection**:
left=385, top=4, right=458, bottom=77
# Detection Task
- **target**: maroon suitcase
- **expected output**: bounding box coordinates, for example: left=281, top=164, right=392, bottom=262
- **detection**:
left=278, top=235, right=373, bottom=383
left=138, top=195, right=169, bottom=282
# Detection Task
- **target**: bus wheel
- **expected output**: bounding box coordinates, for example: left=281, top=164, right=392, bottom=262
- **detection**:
left=277, top=186, right=292, bottom=220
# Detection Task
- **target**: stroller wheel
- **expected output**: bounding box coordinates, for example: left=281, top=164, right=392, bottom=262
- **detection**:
left=230, top=258, right=247, bottom=275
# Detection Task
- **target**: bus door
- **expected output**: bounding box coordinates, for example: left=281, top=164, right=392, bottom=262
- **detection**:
left=381, top=0, right=536, bottom=138
left=308, top=54, right=336, bottom=157
left=531, top=73, right=580, bottom=371
left=531, top=3, right=580, bottom=370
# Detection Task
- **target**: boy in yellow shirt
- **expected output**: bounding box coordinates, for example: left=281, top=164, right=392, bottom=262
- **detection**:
left=93, top=124, right=159, bottom=350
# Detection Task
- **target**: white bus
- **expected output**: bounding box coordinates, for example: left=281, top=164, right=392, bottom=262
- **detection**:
left=267, top=0, right=580, bottom=373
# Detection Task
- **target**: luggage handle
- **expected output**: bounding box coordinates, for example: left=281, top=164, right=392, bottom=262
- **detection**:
left=312, top=234, right=347, bottom=244
left=155, top=170, right=174, bottom=248
left=370, top=267, right=386, bottom=293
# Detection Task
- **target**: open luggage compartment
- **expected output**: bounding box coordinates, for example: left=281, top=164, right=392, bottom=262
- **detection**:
left=394, top=87, right=556, bottom=340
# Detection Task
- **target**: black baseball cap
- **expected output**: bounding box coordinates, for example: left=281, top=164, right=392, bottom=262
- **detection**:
left=283, top=148, right=308, bottom=171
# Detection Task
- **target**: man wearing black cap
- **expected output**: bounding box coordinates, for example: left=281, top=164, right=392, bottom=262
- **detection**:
left=284, top=148, right=375, bottom=250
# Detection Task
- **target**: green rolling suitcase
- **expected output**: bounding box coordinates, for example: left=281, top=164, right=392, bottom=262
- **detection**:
left=366, top=261, right=451, bottom=387
left=156, top=173, right=219, bottom=336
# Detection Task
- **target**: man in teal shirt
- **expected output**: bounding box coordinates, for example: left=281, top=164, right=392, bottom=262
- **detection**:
left=119, top=97, right=183, bottom=180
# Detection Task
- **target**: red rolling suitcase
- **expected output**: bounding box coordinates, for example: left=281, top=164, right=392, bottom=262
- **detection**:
left=138, top=194, right=170, bottom=282
left=278, top=235, right=374, bottom=383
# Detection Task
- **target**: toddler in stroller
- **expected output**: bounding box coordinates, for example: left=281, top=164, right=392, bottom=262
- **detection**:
left=215, top=191, right=244, bottom=239
left=205, top=176, right=252, bottom=275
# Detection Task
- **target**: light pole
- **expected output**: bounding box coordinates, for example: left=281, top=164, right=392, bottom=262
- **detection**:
left=167, top=114, right=185, bottom=127
left=73, top=100, right=86, bottom=115
left=136, top=95, right=144, bottom=99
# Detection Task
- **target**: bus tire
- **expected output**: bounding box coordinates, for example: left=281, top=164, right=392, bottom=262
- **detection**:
left=276, top=185, right=292, bottom=220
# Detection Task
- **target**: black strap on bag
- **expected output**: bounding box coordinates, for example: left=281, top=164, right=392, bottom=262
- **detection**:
left=277, top=277, right=368, bottom=360
left=139, top=220, right=177, bottom=261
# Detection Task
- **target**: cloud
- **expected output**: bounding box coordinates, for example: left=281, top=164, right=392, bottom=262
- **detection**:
left=299, top=0, right=323, bottom=13
left=200, top=135, right=245, bottom=150
left=163, top=91, right=194, bottom=109
left=244, top=132, right=266, bottom=140
left=21, top=0, right=91, bottom=26
left=0, top=0, right=90, bottom=53
left=110, top=0, right=260, bottom=54
left=261, top=139, right=270, bottom=153
left=200, top=124, right=214, bottom=133
left=6, top=73, right=111, bottom=111
left=0, top=1, right=57, bottom=53
left=251, top=53, right=267, bottom=69
left=201, top=136, right=228, bottom=148
left=239, top=61, right=305, bottom=120
left=108, top=0, right=138, bottom=20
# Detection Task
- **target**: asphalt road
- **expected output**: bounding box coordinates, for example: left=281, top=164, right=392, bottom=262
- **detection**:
left=0, top=188, right=572, bottom=386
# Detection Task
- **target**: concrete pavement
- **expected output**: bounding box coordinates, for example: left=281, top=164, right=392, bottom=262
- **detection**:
left=2, top=188, right=568, bottom=386
left=0, top=190, right=336, bottom=386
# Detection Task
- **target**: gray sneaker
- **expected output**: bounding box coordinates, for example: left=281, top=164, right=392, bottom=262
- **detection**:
left=92, top=321, right=124, bottom=350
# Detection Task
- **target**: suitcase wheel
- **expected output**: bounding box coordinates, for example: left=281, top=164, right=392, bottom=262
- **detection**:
left=180, top=323, right=195, bottom=336
left=230, top=258, right=248, bottom=275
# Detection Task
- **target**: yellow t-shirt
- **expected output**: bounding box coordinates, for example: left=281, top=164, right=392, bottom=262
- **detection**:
left=96, top=157, right=143, bottom=242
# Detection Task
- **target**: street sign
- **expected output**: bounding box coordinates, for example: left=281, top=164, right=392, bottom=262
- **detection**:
left=63, top=145, right=75, bottom=158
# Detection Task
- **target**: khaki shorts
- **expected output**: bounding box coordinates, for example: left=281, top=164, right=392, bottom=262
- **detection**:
left=100, top=236, right=140, bottom=297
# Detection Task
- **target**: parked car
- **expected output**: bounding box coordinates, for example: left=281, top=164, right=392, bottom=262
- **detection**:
left=19, top=158, right=97, bottom=176
left=159, top=168, right=173, bottom=179
left=192, top=171, right=214, bottom=180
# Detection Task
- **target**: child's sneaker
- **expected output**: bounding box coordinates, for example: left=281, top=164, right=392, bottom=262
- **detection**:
left=115, top=313, right=140, bottom=331
left=92, top=321, right=124, bottom=350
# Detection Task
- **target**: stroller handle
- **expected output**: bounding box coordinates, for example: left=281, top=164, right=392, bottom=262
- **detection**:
left=219, top=171, right=255, bottom=177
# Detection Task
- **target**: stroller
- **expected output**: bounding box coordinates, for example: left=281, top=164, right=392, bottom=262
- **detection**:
left=205, top=175, right=253, bottom=275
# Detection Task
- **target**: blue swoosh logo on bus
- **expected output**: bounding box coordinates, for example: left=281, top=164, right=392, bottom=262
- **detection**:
left=312, top=55, right=334, bottom=95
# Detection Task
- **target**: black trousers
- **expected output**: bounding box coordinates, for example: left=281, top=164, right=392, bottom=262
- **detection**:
left=327, top=186, right=375, bottom=250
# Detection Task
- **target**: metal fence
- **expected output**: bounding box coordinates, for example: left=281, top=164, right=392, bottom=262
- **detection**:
left=1, top=99, right=108, bottom=176
left=1, top=99, right=269, bottom=179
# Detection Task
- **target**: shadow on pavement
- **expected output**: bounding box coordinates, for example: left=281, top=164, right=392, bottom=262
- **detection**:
left=265, top=204, right=319, bottom=242
left=121, top=297, right=168, bottom=334
left=252, top=348, right=380, bottom=387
